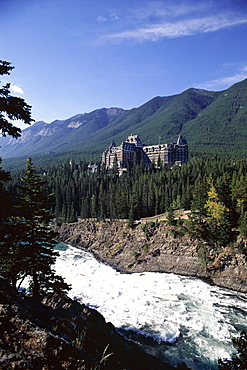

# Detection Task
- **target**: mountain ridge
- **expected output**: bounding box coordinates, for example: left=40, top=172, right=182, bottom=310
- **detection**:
left=0, top=79, right=246, bottom=161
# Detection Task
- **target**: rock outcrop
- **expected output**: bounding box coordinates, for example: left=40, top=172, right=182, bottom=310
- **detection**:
left=0, top=277, right=176, bottom=369
left=54, top=220, right=247, bottom=293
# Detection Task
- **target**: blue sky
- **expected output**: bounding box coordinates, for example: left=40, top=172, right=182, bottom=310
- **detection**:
left=1, top=0, right=247, bottom=129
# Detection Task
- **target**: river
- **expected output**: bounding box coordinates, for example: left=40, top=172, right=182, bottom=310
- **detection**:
left=54, top=242, right=247, bottom=370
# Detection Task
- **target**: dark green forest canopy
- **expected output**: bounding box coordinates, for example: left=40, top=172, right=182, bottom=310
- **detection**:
left=7, top=157, right=247, bottom=245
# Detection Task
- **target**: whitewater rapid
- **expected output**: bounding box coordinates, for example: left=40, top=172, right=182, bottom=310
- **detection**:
left=54, top=243, right=247, bottom=370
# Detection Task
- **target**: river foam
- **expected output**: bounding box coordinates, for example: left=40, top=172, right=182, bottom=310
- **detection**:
left=54, top=243, right=247, bottom=370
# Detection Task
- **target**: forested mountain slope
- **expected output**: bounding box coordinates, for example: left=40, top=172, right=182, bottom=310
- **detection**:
left=182, top=78, right=247, bottom=157
left=0, top=78, right=247, bottom=161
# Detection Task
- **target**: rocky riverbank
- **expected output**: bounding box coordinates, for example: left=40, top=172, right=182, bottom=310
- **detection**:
left=0, top=277, right=176, bottom=369
left=54, top=220, right=247, bottom=293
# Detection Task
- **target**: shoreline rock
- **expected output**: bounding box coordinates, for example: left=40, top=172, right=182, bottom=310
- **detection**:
left=0, top=277, right=175, bottom=369
left=54, top=220, right=247, bottom=293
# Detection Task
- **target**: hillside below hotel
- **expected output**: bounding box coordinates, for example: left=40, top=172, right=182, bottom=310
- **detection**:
left=102, top=134, right=188, bottom=172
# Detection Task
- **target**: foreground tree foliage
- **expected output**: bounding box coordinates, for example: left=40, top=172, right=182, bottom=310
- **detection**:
left=0, top=60, right=69, bottom=296
left=1, top=158, right=70, bottom=295
left=17, top=157, right=70, bottom=295
left=0, top=60, right=33, bottom=289
left=0, top=60, right=33, bottom=138
left=0, top=59, right=33, bottom=238
left=0, top=159, right=20, bottom=287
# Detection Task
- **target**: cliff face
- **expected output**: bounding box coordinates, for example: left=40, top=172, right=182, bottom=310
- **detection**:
left=0, top=277, right=174, bottom=369
left=54, top=220, right=247, bottom=293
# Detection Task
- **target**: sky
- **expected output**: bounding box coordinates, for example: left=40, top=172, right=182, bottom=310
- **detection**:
left=1, top=0, right=247, bottom=129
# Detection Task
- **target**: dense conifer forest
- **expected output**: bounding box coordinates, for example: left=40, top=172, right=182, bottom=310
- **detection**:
left=7, top=155, right=247, bottom=249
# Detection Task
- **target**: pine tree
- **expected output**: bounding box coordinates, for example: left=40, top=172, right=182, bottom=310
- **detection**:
left=127, top=206, right=135, bottom=229
left=130, top=181, right=142, bottom=220
left=0, top=60, right=33, bottom=137
left=191, top=175, right=207, bottom=210
left=91, top=194, right=98, bottom=219
left=0, top=159, right=23, bottom=288
left=185, top=174, right=206, bottom=238
left=16, top=157, right=70, bottom=296
left=0, top=61, right=33, bottom=288
left=0, top=159, right=11, bottom=223
left=166, top=207, right=176, bottom=226
left=238, top=211, right=247, bottom=238
left=111, top=154, right=119, bottom=176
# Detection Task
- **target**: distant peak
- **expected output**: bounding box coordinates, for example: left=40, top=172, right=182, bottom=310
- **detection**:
left=106, top=107, right=125, bottom=117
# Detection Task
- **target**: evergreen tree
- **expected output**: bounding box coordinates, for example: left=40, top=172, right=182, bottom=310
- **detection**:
left=0, top=159, right=23, bottom=288
left=0, top=60, right=33, bottom=138
left=111, top=154, right=119, bottom=176
left=0, top=61, right=33, bottom=288
left=114, top=186, right=129, bottom=219
left=16, top=157, right=70, bottom=295
left=130, top=181, right=142, bottom=220
left=187, top=174, right=208, bottom=237
left=191, top=174, right=208, bottom=218
left=91, top=194, right=98, bottom=219
left=0, top=159, right=11, bottom=223
left=238, top=211, right=247, bottom=238
left=166, top=207, right=176, bottom=226
left=127, top=206, right=135, bottom=229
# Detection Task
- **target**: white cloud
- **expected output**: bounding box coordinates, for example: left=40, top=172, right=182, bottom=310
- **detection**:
left=97, top=15, right=107, bottom=22
left=129, top=2, right=207, bottom=21
left=10, top=83, right=24, bottom=94
left=104, top=15, right=247, bottom=42
left=110, top=13, right=119, bottom=21
left=97, top=13, right=119, bottom=23
left=197, top=66, right=247, bottom=90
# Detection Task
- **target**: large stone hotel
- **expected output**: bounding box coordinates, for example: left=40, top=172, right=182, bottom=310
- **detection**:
left=102, top=134, right=188, bottom=171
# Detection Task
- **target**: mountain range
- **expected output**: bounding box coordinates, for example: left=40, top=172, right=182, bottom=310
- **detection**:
left=1, top=78, right=247, bottom=162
